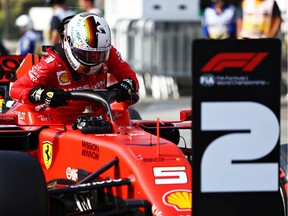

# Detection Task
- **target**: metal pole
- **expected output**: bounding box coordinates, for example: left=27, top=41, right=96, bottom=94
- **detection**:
left=3, top=0, right=10, bottom=39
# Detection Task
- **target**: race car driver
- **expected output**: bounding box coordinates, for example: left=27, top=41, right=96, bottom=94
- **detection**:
left=10, top=12, right=139, bottom=124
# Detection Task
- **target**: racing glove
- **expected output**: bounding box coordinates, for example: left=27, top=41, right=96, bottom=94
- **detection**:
left=29, top=86, right=71, bottom=108
left=107, top=78, right=137, bottom=102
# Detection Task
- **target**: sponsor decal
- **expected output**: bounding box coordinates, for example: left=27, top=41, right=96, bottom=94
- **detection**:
left=201, top=52, right=268, bottom=72
left=162, top=189, right=192, bottom=211
left=66, top=167, right=78, bottom=181
left=67, top=54, right=77, bottom=69
left=34, top=88, right=44, bottom=102
left=82, top=140, right=100, bottom=160
left=65, top=80, right=105, bottom=91
left=140, top=156, right=180, bottom=163
left=44, top=56, right=55, bottom=64
left=28, top=68, right=40, bottom=82
left=94, top=134, right=117, bottom=137
left=102, top=63, right=108, bottom=73
left=143, top=158, right=165, bottom=162
left=57, top=71, right=71, bottom=85
left=37, top=114, right=52, bottom=121
left=116, top=50, right=124, bottom=62
left=66, top=84, right=90, bottom=91
left=43, top=141, right=53, bottom=170
left=91, top=79, right=106, bottom=89
left=17, top=111, right=26, bottom=121
left=0, top=114, right=17, bottom=124
left=80, top=12, right=92, bottom=18
left=113, top=111, right=122, bottom=119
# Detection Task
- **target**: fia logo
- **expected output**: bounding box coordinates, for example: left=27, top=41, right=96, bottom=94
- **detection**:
left=199, top=74, right=216, bottom=87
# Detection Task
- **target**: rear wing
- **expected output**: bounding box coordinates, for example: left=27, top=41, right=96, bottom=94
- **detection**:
left=0, top=53, right=43, bottom=82
left=0, top=55, right=25, bottom=100
left=15, top=53, right=42, bottom=79
left=0, top=55, right=25, bottom=82
left=0, top=54, right=42, bottom=113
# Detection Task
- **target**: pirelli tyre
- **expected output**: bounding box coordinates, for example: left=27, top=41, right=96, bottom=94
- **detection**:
left=0, top=151, right=49, bottom=215
left=129, top=108, right=142, bottom=120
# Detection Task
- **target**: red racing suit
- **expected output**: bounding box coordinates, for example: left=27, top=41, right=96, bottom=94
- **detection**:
left=10, top=45, right=139, bottom=124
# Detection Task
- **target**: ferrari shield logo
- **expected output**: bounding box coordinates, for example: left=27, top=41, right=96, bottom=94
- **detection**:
left=43, top=141, right=53, bottom=170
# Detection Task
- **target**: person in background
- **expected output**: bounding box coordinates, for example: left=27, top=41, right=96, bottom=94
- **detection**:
left=236, top=0, right=282, bottom=38
left=77, top=0, right=103, bottom=16
left=15, top=14, right=40, bottom=55
left=0, top=41, right=9, bottom=56
left=47, top=0, right=75, bottom=45
left=10, top=12, right=139, bottom=124
left=202, top=0, right=237, bottom=39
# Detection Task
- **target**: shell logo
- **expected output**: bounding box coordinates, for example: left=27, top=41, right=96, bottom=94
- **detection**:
left=59, top=72, right=70, bottom=83
left=162, top=189, right=192, bottom=211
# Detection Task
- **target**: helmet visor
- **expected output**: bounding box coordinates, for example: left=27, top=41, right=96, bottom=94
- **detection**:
left=71, top=47, right=110, bottom=66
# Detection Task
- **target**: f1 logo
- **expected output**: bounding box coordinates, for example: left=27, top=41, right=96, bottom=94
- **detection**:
left=201, top=52, right=268, bottom=72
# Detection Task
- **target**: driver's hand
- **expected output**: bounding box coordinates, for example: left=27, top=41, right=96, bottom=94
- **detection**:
left=107, top=78, right=137, bottom=102
left=29, top=86, right=71, bottom=108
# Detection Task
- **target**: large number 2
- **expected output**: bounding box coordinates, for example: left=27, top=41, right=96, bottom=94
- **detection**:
left=201, top=102, right=279, bottom=192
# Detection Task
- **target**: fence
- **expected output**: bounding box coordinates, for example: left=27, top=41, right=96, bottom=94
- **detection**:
left=112, top=19, right=203, bottom=99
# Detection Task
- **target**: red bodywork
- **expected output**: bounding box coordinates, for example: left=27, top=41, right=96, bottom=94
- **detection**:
left=2, top=90, right=192, bottom=216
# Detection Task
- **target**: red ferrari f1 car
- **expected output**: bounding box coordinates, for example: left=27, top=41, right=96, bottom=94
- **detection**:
left=0, top=85, right=192, bottom=215
left=0, top=55, right=286, bottom=216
